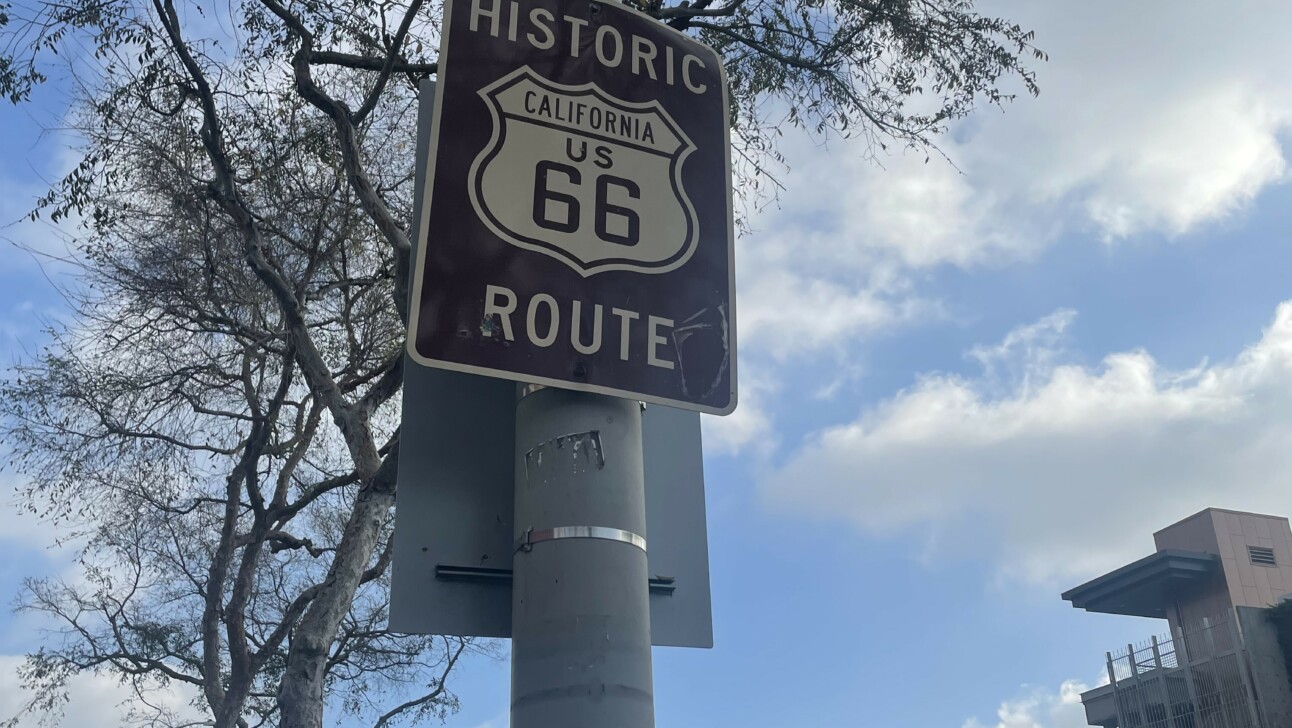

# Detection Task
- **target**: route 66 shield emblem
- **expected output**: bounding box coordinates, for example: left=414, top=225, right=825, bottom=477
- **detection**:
left=468, top=66, right=699, bottom=277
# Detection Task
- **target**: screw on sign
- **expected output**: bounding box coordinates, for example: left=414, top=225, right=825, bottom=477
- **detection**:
left=409, top=0, right=737, bottom=415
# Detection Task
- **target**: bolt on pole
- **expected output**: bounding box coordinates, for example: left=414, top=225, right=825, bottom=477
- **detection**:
left=511, top=385, right=655, bottom=728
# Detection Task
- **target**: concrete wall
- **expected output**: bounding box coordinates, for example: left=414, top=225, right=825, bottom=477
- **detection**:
left=1157, top=509, right=1231, bottom=634
left=1152, top=510, right=1292, bottom=635
left=1155, top=510, right=1222, bottom=554
left=1237, top=606, right=1292, bottom=728
left=1210, top=511, right=1292, bottom=610
left=1175, top=572, right=1238, bottom=636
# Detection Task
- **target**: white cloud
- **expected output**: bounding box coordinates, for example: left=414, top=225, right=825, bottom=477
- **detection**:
left=0, top=466, right=91, bottom=562
left=751, top=136, right=1029, bottom=273
left=703, top=364, right=779, bottom=456
left=971, top=0, right=1292, bottom=242
left=762, top=302, right=1292, bottom=584
left=734, top=262, right=941, bottom=357
left=967, top=309, right=1076, bottom=398
left=0, top=473, right=55, bottom=547
left=0, top=301, right=40, bottom=354
left=0, top=655, right=203, bottom=727
left=732, top=0, right=1292, bottom=363
left=0, top=137, right=85, bottom=272
left=963, top=680, right=1090, bottom=728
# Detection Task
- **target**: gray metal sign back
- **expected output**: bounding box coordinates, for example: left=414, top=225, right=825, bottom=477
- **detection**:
left=387, top=366, right=713, bottom=648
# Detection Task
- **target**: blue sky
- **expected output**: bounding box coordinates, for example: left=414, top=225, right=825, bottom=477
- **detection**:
left=5, top=1, right=1292, bottom=727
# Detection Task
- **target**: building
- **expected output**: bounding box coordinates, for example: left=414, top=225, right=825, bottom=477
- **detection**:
left=1061, top=508, right=1292, bottom=728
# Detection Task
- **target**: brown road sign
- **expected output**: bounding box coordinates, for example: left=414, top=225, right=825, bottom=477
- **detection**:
left=408, top=0, right=737, bottom=414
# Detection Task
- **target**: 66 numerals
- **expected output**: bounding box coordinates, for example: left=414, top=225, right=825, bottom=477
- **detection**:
left=532, top=139, right=641, bottom=247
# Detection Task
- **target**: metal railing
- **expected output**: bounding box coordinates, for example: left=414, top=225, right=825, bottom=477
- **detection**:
left=1104, top=613, right=1262, bottom=728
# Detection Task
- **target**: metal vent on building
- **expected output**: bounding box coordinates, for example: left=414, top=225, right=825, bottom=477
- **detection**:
left=1248, top=545, right=1277, bottom=567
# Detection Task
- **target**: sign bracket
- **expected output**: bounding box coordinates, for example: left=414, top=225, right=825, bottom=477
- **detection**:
left=433, top=563, right=679, bottom=595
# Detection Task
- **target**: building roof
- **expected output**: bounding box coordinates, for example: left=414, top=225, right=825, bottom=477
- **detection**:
left=1061, top=549, right=1220, bottom=619
left=1153, top=507, right=1291, bottom=540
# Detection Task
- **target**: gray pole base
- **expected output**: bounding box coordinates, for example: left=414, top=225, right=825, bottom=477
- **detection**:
left=511, top=388, right=655, bottom=728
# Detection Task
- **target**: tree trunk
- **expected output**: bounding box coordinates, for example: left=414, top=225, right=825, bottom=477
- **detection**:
left=276, top=458, right=399, bottom=727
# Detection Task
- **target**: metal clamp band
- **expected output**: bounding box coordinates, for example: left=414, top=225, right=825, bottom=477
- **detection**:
left=516, top=526, right=647, bottom=553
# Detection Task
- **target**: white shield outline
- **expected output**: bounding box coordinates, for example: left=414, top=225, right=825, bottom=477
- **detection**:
left=468, top=66, right=700, bottom=277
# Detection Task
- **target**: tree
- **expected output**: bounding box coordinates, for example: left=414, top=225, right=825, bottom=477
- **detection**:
left=2, top=69, right=484, bottom=728
left=0, top=1, right=1044, bottom=726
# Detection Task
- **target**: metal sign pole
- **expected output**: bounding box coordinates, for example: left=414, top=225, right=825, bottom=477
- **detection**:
left=511, top=386, right=655, bottom=727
